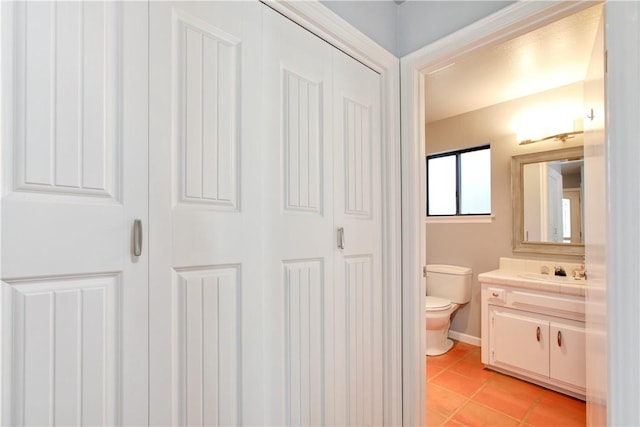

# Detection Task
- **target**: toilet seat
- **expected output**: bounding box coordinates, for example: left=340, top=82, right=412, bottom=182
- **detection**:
left=425, top=296, right=452, bottom=311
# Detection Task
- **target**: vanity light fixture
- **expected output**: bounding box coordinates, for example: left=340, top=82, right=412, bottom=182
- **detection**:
left=518, top=130, right=584, bottom=145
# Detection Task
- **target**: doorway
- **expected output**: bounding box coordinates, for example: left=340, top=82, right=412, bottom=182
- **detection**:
left=400, top=2, right=607, bottom=425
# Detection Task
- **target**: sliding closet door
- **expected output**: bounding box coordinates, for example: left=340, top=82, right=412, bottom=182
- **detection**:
left=148, top=2, right=263, bottom=425
left=0, top=2, right=148, bottom=425
left=331, top=49, right=383, bottom=427
left=261, top=7, right=334, bottom=426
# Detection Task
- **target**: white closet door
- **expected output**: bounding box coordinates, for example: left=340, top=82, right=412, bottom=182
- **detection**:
left=148, top=2, right=263, bottom=426
left=262, top=6, right=384, bottom=426
left=1, top=2, right=148, bottom=426
left=262, top=6, right=333, bottom=426
left=331, top=49, right=384, bottom=427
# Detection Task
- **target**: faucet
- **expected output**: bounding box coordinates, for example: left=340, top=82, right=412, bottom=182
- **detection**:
left=554, top=266, right=567, bottom=276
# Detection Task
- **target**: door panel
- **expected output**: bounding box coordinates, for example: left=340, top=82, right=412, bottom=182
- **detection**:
left=10, top=276, right=118, bottom=426
left=149, top=2, right=263, bottom=425
left=550, top=323, right=586, bottom=389
left=1, top=2, right=148, bottom=425
left=262, top=8, right=384, bottom=426
left=332, top=50, right=383, bottom=427
left=490, top=308, right=549, bottom=377
left=261, top=7, right=333, bottom=425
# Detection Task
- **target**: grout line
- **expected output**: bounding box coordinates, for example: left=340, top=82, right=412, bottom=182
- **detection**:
left=519, top=391, right=545, bottom=426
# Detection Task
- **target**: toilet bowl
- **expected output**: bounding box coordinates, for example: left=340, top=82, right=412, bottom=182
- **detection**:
left=425, top=296, right=459, bottom=356
left=425, top=265, right=472, bottom=356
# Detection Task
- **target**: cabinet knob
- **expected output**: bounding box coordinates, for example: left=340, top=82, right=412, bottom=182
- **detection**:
left=536, top=326, right=541, bottom=342
left=492, top=292, right=499, bottom=297
left=557, top=331, right=562, bottom=347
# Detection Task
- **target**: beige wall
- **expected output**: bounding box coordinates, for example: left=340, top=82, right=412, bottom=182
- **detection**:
left=425, top=82, right=585, bottom=339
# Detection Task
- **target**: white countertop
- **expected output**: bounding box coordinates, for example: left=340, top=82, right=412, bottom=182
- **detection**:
left=479, top=269, right=587, bottom=297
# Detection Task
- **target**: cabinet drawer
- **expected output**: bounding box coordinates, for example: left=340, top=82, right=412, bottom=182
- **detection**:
left=487, top=287, right=505, bottom=303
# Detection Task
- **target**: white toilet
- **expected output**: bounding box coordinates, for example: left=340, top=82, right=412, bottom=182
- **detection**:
left=425, top=264, right=472, bottom=356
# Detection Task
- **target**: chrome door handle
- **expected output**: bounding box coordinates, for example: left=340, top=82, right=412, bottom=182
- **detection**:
left=133, top=219, right=143, bottom=257
left=536, top=326, right=541, bottom=342
left=557, top=331, right=562, bottom=347
left=337, top=227, right=345, bottom=250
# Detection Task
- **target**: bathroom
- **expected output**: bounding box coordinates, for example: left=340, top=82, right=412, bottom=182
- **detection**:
left=422, top=4, right=603, bottom=426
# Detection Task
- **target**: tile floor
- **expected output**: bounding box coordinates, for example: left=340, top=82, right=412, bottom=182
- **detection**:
left=426, top=341, right=586, bottom=426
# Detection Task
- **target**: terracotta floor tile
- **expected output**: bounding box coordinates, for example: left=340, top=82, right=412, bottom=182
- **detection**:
left=451, top=401, right=520, bottom=427
left=425, top=409, right=449, bottom=427
left=426, top=382, right=469, bottom=417
left=427, top=355, right=458, bottom=370
left=536, top=391, right=586, bottom=422
left=445, top=344, right=474, bottom=359
left=427, top=365, right=445, bottom=381
left=430, top=370, right=488, bottom=398
left=442, top=419, right=466, bottom=427
left=471, top=381, right=538, bottom=420
left=486, top=372, right=547, bottom=399
left=524, top=401, right=586, bottom=426
left=449, top=360, right=495, bottom=381
left=462, top=349, right=483, bottom=365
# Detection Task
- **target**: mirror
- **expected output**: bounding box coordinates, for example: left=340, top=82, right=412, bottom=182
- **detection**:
left=512, top=146, right=584, bottom=256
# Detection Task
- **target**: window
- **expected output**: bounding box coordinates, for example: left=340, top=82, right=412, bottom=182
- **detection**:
left=427, top=145, right=491, bottom=216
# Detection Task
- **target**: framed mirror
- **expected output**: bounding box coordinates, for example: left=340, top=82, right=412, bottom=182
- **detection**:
left=512, top=146, right=584, bottom=256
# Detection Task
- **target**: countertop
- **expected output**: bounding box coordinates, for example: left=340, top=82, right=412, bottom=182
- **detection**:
left=479, top=269, right=587, bottom=297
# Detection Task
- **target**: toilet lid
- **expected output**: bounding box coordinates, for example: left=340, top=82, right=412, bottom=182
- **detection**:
left=425, top=296, right=451, bottom=311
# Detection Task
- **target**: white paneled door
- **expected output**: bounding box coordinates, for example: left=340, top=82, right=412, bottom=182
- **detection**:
left=332, top=48, right=384, bottom=427
left=262, top=6, right=383, bottom=426
left=2, top=1, right=386, bottom=425
left=149, top=2, right=263, bottom=426
left=1, top=2, right=148, bottom=426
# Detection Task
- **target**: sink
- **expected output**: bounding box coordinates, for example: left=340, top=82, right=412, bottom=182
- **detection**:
left=519, top=273, right=586, bottom=284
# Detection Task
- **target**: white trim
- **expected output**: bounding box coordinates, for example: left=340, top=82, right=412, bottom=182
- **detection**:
left=262, top=0, right=396, bottom=71
left=425, top=215, right=495, bottom=224
left=607, top=2, right=640, bottom=425
left=265, top=2, right=402, bottom=426
left=448, top=331, right=481, bottom=348
left=400, top=2, right=600, bottom=426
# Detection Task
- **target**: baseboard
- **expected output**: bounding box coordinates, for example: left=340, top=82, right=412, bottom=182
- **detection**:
left=448, top=330, right=481, bottom=347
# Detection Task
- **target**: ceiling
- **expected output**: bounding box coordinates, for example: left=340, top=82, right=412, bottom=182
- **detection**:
left=424, top=4, right=603, bottom=123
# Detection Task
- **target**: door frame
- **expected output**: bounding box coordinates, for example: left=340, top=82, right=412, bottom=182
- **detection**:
left=263, top=1, right=402, bottom=425
left=400, top=2, right=613, bottom=426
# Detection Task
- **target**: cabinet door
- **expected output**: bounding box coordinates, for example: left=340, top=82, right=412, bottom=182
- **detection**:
left=490, top=308, right=549, bottom=377
left=550, top=323, right=586, bottom=389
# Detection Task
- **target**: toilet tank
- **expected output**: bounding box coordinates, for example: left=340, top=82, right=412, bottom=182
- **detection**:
left=426, top=264, right=472, bottom=304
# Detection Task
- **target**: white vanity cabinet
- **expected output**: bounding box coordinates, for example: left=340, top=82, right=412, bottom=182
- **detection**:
left=480, top=272, right=586, bottom=399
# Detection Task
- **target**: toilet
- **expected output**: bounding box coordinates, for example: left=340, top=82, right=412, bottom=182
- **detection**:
left=425, top=264, right=472, bottom=356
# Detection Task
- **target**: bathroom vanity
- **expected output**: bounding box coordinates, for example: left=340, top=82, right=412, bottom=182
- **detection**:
left=479, top=258, right=586, bottom=400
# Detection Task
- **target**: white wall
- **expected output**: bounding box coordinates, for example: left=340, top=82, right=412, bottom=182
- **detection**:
left=320, top=0, right=398, bottom=54
left=397, top=0, right=513, bottom=56
left=425, top=82, right=585, bottom=339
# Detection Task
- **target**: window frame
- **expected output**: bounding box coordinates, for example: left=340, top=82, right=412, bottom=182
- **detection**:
left=426, top=144, right=491, bottom=217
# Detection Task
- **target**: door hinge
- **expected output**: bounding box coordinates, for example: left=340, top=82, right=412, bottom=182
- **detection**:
left=422, top=266, right=427, bottom=278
